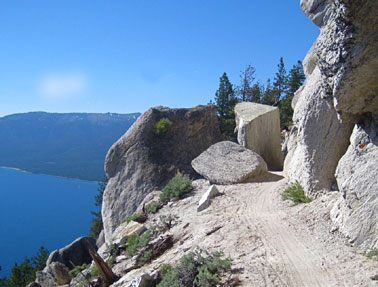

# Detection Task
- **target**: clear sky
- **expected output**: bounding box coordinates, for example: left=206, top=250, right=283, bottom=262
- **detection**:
left=0, top=0, right=319, bottom=117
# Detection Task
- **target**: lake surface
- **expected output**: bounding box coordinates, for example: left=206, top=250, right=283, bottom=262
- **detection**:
left=0, top=167, right=97, bottom=277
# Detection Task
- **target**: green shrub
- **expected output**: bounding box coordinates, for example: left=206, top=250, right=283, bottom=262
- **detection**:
left=154, top=118, right=172, bottom=135
left=157, top=249, right=232, bottom=287
left=107, top=257, right=116, bottom=266
left=146, top=201, right=159, bottom=214
left=90, top=265, right=99, bottom=276
left=160, top=264, right=172, bottom=276
left=367, top=248, right=378, bottom=260
left=141, top=249, right=153, bottom=265
left=282, top=182, right=312, bottom=205
left=126, top=212, right=145, bottom=224
left=68, top=263, right=90, bottom=278
left=125, top=230, right=152, bottom=257
left=160, top=174, right=192, bottom=203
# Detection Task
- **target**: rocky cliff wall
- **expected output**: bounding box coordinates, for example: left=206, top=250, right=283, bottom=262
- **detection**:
left=286, top=0, right=378, bottom=249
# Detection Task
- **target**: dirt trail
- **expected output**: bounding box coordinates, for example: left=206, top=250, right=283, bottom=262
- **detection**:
left=109, top=173, right=378, bottom=286
left=244, top=173, right=337, bottom=286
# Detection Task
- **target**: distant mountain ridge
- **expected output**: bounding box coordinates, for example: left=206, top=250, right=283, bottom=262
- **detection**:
left=0, top=112, right=140, bottom=181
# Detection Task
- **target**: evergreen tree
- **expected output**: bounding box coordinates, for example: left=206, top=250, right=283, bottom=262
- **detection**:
left=261, top=79, right=276, bottom=105
left=31, top=246, right=49, bottom=272
left=249, top=82, right=263, bottom=103
left=0, top=247, right=49, bottom=286
left=287, top=60, right=305, bottom=96
left=236, top=64, right=256, bottom=102
left=89, top=178, right=107, bottom=237
left=278, top=60, right=305, bottom=128
left=214, top=72, right=238, bottom=139
left=272, top=57, right=288, bottom=105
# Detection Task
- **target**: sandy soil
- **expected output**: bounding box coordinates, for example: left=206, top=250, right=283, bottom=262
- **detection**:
left=109, top=172, right=378, bottom=286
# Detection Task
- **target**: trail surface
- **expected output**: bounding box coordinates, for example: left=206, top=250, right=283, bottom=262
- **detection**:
left=243, top=173, right=339, bottom=286
left=109, top=172, right=378, bottom=286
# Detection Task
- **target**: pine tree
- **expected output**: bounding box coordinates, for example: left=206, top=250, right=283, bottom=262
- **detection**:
left=236, top=64, right=256, bottom=102
left=1, top=247, right=49, bottom=286
left=89, top=178, right=107, bottom=237
left=214, top=72, right=238, bottom=139
left=31, top=246, right=49, bottom=271
left=272, top=57, right=288, bottom=105
left=249, top=82, right=263, bottom=103
left=278, top=60, right=305, bottom=128
left=261, top=79, right=276, bottom=105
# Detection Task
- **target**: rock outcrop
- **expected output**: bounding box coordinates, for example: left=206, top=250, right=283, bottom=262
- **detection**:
left=192, top=141, right=268, bottom=184
left=285, top=0, right=378, bottom=248
left=46, top=236, right=96, bottom=269
left=235, top=102, right=283, bottom=171
left=35, top=262, right=71, bottom=287
left=331, top=114, right=378, bottom=249
left=284, top=66, right=353, bottom=195
left=102, top=105, right=222, bottom=242
left=285, top=0, right=378, bottom=196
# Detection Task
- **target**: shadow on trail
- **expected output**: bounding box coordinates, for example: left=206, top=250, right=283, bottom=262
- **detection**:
left=245, top=171, right=284, bottom=183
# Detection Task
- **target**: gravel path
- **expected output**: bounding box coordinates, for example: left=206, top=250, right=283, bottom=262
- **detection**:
left=110, top=172, right=378, bottom=286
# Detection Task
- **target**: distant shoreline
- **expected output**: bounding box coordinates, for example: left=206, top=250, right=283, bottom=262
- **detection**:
left=0, top=166, right=99, bottom=183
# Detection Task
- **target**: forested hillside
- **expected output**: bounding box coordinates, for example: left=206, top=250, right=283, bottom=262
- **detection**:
left=0, top=112, right=140, bottom=181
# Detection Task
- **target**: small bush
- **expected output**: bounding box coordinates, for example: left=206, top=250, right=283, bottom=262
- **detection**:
left=282, top=182, right=312, bottom=205
left=68, top=263, right=90, bottom=278
left=141, top=249, right=153, bottom=265
left=125, top=230, right=152, bottom=257
left=367, top=248, right=378, bottom=260
left=160, top=264, right=172, bottom=276
left=146, top=201, right=159, bottom=214
left=107, top=257, right=116, bottom=266
left=160, top=174, right=192, bottom=203
left=126, top=212, right=145, bottom=224
left=154, top=118, right=172, bottom=135
left=90, top=265, right=99, bottom=277
left=157, top=249, right=232, bottom=287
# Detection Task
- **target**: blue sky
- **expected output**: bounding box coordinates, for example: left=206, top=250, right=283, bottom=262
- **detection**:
left=0, top=1, right=319, bottom=116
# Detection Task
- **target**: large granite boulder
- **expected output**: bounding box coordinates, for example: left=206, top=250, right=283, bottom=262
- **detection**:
left=331, top=114, right=378, bottom=249
left=235, top=102, right=283, bottom=171
left=102, top=105, right=222, bottom=242
left=46, top=236, right=96, bottom=269
left=35, top=262, right=71, bottom=287
left=285, top=0, right=378, bottom=197
left=191, top=141, right=268, bottom=184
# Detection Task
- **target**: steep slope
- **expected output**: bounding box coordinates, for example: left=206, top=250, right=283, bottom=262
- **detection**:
left=0, top=112, right=140, bottom=180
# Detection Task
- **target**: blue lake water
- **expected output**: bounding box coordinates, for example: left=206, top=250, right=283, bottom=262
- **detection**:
left=0, top=167, right=98, bottom=277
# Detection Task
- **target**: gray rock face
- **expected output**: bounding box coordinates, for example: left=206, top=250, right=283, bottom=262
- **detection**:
left=315, top=0, right=378, bottom=120
left=46, top=236, right=96, bottom=269
left=285, top=0, right=378, bottom=197
left=192, top=141, right=268, bottom=184
left=35, top=262, right=71, bottom=287
left=331, top=114, right=378, bottom=249
left=103, top=105, right=222, bottom=242
left=96, top=230, right=105, bottom=248
left=284, top=67, right=353, bottom=195
left=300, top=0, right=331, bottom=27
left=285, top=0, right=378, bottom=249
left=235, top=102, right=283, bottom=171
